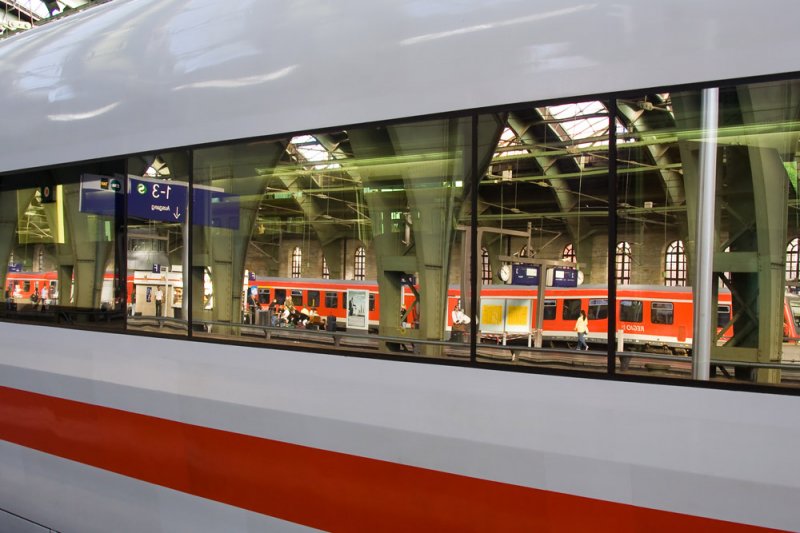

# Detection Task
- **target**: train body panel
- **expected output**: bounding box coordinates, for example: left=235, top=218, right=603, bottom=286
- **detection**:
left=2, top=0, right=800, bottom=175
left=1, top=323, right=799, bottom=532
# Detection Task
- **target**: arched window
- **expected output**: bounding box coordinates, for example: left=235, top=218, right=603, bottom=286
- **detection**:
left=562, top=243, right=576, bottom=263
left=519, top=245, right=530, bottom=258
left=291, top=247, right=302, bottom=278
left=481, top=248, right=492, bottom=285
left=616, top=241, right=632, bottom=285
left=787, top=238, right=800, bottom=282
left=665, top=240, right=687, bottom=286
left=354, top=247, right=366, bottom=280
left=322, top=257, right=330, bottom=280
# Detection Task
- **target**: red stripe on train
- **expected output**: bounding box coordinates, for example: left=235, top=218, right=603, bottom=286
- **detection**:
left=0, top=386, right=782, bottom=532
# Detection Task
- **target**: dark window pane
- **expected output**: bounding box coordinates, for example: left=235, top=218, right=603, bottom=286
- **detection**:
left=620, top=300, right=643, bottom=323
left=274, top=289, right=286, bottom=305
left=717, top=305, right=731, bottom=328
left=543, top=300, right=556, bottom=320
left=563, top=299, right=582, bottom=320
left=651, top=302, right=674, bottom=325
left=307, top=290, right=320, bottom=308
left=325, top=291, right=338, bottom=308
left=588, top=298, right=608, bottom=320
left=291, top=289, right=303, bottom=306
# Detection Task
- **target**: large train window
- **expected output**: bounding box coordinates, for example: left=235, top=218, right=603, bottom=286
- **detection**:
left=563, top=299, right=581, bottom=320
left=651, top=302, right=674, bottom=325
left=620, top=300, right=643, bottom=322
left=307, top=290, right=320, bottom=308
left=543, top=300, right=556, bottom=320
left=717, top=305, right=731, bottom=328
left=324, top=291, right=338, bottom=308
left=588, top=299, right=608, bottom=320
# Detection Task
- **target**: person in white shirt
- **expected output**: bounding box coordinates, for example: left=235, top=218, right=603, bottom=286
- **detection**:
left=40, top=285, right=49, bottom=311
left=451, top=303, right=471, bottom=326
left=574, top=309, right=589, bottom=350
left=155, top=287, right=164, bottom=317
left=450, top=302, right=470, bottom=342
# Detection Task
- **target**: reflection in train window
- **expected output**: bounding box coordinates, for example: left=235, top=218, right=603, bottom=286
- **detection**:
left=651, top=302, right=674, bottom=325
left=291, top=290, right=303, bottom=306
left=307, top=290, right=320, bottom=308
left=369, top=293, right=375, bottom=311
left=563, top=299, right=581, bottom=320
left=588, top=299, right=608, bottom=320
left=620, top=300, right=643, bottom=322
left=324, top=291, right=338, bottom=308
left=717, top=305, right=731, bottom=328
left=543, top=300, right=556, bottom=320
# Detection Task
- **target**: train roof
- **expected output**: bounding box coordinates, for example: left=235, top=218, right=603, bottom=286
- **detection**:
left=2, top=0, right=800, bottom=174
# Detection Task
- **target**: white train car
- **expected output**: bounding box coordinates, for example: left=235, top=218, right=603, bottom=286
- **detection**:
left=1, top=1, right=800, bottom=531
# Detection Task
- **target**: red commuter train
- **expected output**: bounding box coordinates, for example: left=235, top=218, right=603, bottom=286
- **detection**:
left=7, top=270, right=800, bottom=354
left=244, top=277, right=776, bottom=354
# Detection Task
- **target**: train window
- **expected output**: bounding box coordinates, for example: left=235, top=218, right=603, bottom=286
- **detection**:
left=717, top=305, right=731, bottom=328
left=1, top=159, right=127, bottom=329
left=258, top=289, right=271, bottom=305
left=307, top=290, right=320, bottom=308
left=791, top=301, right=800, bottom=328
left=562, top=299, right=581, bottom=320
left=369, top=293, right=375, bottom=311
left=274, top=289, right=286, bottom=304
left=324, top=291, right=338, bottom=308
left=588, top=299, right=608, bottom=320
left=291, top=290, right=303, bottom=306
left=543, top=300, right=556, bottom=320
left=651, top=302, right=674, bottom=325
left=620, top=300, right=643, bottom=322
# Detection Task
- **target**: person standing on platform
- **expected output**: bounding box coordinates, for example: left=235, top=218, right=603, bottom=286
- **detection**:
left=450, top=302, right=470, bottom=342
left=247, top=290, right=259, bottom=324
left=39, top=285, right=48, bottom=312
left=574, top=309, right=589, bottom=350
left=155, top=286, right=164, bottom=317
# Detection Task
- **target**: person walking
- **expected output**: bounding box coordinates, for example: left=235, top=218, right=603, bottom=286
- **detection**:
left=574, top=309, right=589, bottom=350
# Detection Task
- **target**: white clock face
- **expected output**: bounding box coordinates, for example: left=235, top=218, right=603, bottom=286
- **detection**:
left=577, top=271, right=585, bottom=285
left=499, top=265, right=511, bottom=283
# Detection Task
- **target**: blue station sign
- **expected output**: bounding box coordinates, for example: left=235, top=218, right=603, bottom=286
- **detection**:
left=80, top=175, right=239, bottom=229
left=79, top=173, right=123, bottom=216
left=550, top=267, right=578, bottom=287
left=129, top=177, right=187, bottom=223
left=511, top=264, right=539, bottom=285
